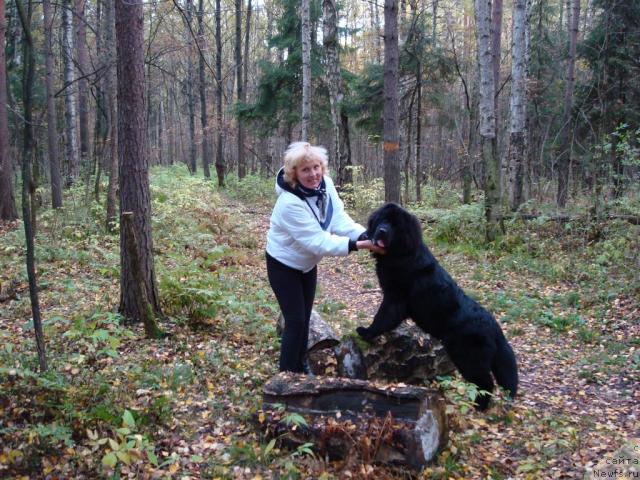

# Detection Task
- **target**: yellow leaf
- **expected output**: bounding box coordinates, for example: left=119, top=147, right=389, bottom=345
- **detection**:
left=258, top=412, right=265, bottom=423
left=169, top=462, right=179, bottom=473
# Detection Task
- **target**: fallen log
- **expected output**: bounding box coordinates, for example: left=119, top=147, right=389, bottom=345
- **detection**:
left=277, top=309, right=340, bottom=353
left=261, top=372, right=447, bottom=470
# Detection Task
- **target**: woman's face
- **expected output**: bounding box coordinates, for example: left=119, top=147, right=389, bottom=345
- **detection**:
left=296, top=158, right=323, bottom=189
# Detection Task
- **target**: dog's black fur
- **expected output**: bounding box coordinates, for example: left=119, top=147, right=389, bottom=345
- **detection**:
left=357, top=203, right=518, bottom=410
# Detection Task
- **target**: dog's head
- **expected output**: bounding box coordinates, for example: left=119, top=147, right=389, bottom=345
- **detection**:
left=367, top=203, right=424, bottom=255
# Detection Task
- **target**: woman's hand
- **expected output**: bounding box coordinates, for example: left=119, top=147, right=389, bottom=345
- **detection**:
left=356, top=239, right=386, bottom=254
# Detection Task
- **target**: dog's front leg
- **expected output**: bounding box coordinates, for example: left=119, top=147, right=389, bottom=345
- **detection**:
left=356, top=294, right=407, bottom=342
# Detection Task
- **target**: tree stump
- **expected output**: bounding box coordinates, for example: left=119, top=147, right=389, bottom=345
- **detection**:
left=261, top=372, right=447, bottom=470
left=334, top=322, right=456, bottom=383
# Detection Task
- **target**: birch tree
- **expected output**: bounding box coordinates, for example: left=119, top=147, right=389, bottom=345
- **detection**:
left=62, top=0, right=79, bottom=186
left=323, top=0, right=352, bottom=186
left=301, top=0, right=311, bottom=141
left=508, top=0, right=527, bottom=210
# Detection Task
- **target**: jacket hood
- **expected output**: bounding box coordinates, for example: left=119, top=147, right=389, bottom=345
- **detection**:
left=275, top=167, right=298, bottom=197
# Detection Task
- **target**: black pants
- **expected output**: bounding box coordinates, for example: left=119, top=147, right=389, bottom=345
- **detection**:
left=266, top=252, right=317, bottom=373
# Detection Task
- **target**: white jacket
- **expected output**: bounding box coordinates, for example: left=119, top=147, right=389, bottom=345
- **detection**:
left=266, top=170, right=366, bottom=272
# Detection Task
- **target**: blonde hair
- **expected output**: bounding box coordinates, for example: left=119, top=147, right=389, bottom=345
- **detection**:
left=283, top=142, right=329, bottom=187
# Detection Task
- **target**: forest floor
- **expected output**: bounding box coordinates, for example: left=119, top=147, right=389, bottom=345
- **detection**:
left=1, top=168, right=639, bottom=479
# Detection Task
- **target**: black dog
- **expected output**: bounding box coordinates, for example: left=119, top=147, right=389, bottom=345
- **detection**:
left=357, top=203, right=518, bottom=410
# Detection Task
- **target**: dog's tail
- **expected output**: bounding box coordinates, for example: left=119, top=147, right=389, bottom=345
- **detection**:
left=492, top=333, right=518, bottom=398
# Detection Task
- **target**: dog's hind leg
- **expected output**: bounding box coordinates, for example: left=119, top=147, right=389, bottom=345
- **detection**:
left=445, top=339, right=495, bottom=410
left=491, top=337, right=518, bottom=399
left=356, top=294, right=407, bottom=342
left=456, top=362, right=495, bottom=410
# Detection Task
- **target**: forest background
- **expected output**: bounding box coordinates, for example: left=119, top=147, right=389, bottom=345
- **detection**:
left=0, top=0, right=638, bottom=477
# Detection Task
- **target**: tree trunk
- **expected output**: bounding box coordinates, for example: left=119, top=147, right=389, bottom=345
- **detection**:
left=415, top=63, right=422, bottom=202
left=42, top=0, right=62, bottom=209
left=116, top=0, right=162, bottom=323
left=75, top=0, right=90, bottom=175
left=508, top=0, right=527, bottom=211
left=235, top=0, right=246, bottom=176
left=121, top=213, right=163, bottom=338
left=323, top=0, right=351, bottom=186
left=184, top=0, right=197, bottom=174
left=215, top=0, right=225, bottom=186
left=556, top=0, right=580, bottom=207
left=461, top=5, right=475, bottom=205
left=158, top=99, right=165, bottom=166
left=491, top=0, right=503, bottom=146
left=432, top=0, right=438, bottom=43
left=301, top=0, right=311, bottom=142
left=383, top=0, right=401, bottom=203
left=62, top=0, right=79, bottom=186
left=198, top=0, right=211, bottom=179
left=104, top=0, right=118, bottom=232
left=243, top=0, right=252, bottom=172
left=16, top=0, right=47, bottom=371
left=475, top=0, right=500, bottom=241
left=0, top=0, right=16, bottom=220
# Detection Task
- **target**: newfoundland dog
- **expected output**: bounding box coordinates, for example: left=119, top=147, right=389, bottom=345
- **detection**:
left=356, top=203, right=518, bottom=410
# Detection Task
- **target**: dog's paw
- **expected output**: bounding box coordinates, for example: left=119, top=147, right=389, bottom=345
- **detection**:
left=356, top=326, right=375, bottom=342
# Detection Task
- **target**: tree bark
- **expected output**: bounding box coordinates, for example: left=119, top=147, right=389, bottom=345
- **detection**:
left=104, top=0, right=118, bottom=231
left=415, top=63, right=422, bottom=202
left=556, top=0, right=580, bottom=207
left=75, top=0, right=90, bottom=175
left=508, top=0, right=527, bottom=211
left=121, top=213, right=163, bottom=338
left=116, top=0, right=162, bottom=323
left=475, top=0, right=500, bottom=241
left=235, top=0, right=246, bottom=176
left=491, top=0, right=503, bottom=144
left=42, top=0, right=62, bottom=209
left=0, top=0, right=17, bottom=220
left=62, top=0, right=79, bottom=186
left=198, top=0, right=211, bottom=179
left=16, top=0, right=47, bottom=371
left=215, top=0, right=225, bottom=186
left=383, top=0, right=401, bottom=203
left=301, top=0, right=311, bottom=142
left=323, top=0, right=352, bottom=186
left=184, top=0, right=197, bottom=174
left=243, top=0, right=252, bottom=172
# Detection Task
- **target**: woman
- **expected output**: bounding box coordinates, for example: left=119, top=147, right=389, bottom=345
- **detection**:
left=266, top=142, right=383, bottom=373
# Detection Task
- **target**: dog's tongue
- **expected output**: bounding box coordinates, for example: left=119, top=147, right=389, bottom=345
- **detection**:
left=376, top=239, right=386, bottom=248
